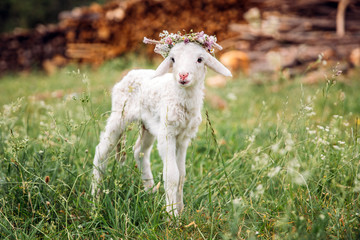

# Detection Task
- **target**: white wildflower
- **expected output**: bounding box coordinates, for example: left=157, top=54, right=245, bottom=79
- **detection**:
left=256, top=184, right=264, bottom=194
left=250, top=184, right=265, bottom=199
left=304, top=106, right=313, bottom=112
left=293, top=171, right=310, bottom=186
left=267, top=166, right=281, bottom=178
left=232, top=198, right=242, bottom=206
left=307, top=111, right=316, bottom=117
left=306, top=127, right=316, bottom=135
left=248, top=135, right=255, bottom=143
left=226, top=93, right=237, bottom=101
left=317, top=125, right=324, bottom=130
left=332, top=145, right=342, bottom=151
left=271, top=143, right=280, bottom=153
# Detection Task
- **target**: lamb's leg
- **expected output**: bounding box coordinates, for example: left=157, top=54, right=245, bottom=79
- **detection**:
left=92, top=113, right=124, bottom=196
left=134, top=125, right=156, bottom=192
left=176, top=138, right=190, bottom=213
left=157, top=134, right=179, bottom=216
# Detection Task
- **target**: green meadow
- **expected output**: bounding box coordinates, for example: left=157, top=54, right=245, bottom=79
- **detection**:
left=1, top=56, right=360, bottom=239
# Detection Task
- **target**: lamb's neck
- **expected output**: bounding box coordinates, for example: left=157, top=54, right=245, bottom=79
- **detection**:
left=176, top=80, right=205, bottom=111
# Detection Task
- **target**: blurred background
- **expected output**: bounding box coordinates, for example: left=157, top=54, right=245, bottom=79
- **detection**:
left=0, top=0, right=359, bottom=77
left=1, top=2, right=360, bottom=238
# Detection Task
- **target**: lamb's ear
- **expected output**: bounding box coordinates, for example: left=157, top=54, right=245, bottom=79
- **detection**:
left=153, top=57, right=172, bottom=78
left=205, top=54, right=232, bottom=77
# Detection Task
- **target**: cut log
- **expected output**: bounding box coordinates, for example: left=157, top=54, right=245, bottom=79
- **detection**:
left=336, top=0, right=351, bottom=37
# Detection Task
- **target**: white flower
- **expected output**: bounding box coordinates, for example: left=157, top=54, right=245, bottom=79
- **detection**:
left=232, top=198, right=242, bottom=205
left=271, top=143, right=280, bottom=152
left=317, top=125, right=324, bottom=130
left=256, top=184, right=264, bottom=194
left=332, top=145, right=342, bottom=151
left=268, top=166, right=281, bottom=178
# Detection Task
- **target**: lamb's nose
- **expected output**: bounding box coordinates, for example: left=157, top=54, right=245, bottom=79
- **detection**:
left=179, top=73, right=189, bottom=81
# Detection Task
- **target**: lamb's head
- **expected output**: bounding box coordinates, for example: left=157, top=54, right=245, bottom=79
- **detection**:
left=154, top=42, right=232, bottom=87
left=144, top=31, right=232, bottom=88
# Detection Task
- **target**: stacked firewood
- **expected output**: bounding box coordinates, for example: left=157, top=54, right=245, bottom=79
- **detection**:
left=220, top=0, right=360, bottom=75
left=0, top=0, right=248, bottom=74
left=0, top=0, right=359, bottom=75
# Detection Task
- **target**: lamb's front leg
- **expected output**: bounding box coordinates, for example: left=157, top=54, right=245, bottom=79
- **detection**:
left=176, top=138, right=190, bottom=213
left=157, top=134, right=179, bottom=216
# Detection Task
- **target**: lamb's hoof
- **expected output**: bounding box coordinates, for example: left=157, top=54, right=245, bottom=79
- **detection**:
left=166, top=209, right=180, bottom=226
left=144, top=181, right=160, bottom=193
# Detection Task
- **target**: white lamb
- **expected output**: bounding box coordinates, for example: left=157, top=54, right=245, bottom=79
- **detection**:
left=92, top=31, right=232, bottom=216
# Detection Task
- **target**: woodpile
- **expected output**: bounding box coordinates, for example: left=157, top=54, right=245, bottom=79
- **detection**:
left=221, top=0, right=360, bottom=75
left=0, top=0, right=248, bottom=74
left=0, top=0, right=359, bottom=75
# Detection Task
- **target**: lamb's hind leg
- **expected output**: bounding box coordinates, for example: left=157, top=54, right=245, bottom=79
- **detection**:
left=92, top=113, right=125, bottom=196
left=134, top=125, right=156, bottom=192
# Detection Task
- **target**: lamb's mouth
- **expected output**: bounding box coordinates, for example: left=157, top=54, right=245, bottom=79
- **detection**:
left=179, top=80, right=189, bottom=85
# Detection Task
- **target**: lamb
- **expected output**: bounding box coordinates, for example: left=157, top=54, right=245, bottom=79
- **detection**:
left=91, top=31, right=232, bottom=216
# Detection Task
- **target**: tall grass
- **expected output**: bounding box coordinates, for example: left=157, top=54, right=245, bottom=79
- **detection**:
left=0, top=58, right=360, bottom=239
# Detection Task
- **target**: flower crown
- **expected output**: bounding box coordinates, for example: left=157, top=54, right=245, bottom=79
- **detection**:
left=143, top=30, right=223, bottom=58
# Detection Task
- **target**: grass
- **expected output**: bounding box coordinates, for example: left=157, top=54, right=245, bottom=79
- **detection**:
left=0, top=55, right=360, bottom=239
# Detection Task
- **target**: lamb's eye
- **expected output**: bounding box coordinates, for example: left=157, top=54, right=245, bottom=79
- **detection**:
left=170, top=57, right=175, bottom=63
left=197, top=58, right=203, bottom=63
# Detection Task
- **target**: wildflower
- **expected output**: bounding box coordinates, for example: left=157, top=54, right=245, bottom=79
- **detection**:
left=268, top=166, right=281, bottom=178
left=247, top=135, right=255, bottom=143
left=332, top=145, right=342, bottom=151
left=317, top=125, right=324, bottom=130
left=271, top=143, right=280, bottom=152
left=354, top=177, right=360, bottom=192
left=232, top=198, right=242, bottom=205
left=226, top=93, right=237, bottom=101
left=306, top=127, right=316, bottom=135
left=250, top=184, right=265, bottom=199
left=165, top=37, right=172, bottom=45
left=335, top=70, right=342, bottom=76
left=196, top=31, right=205, bottom=43
left=304, top=106, right=313, bottom=111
